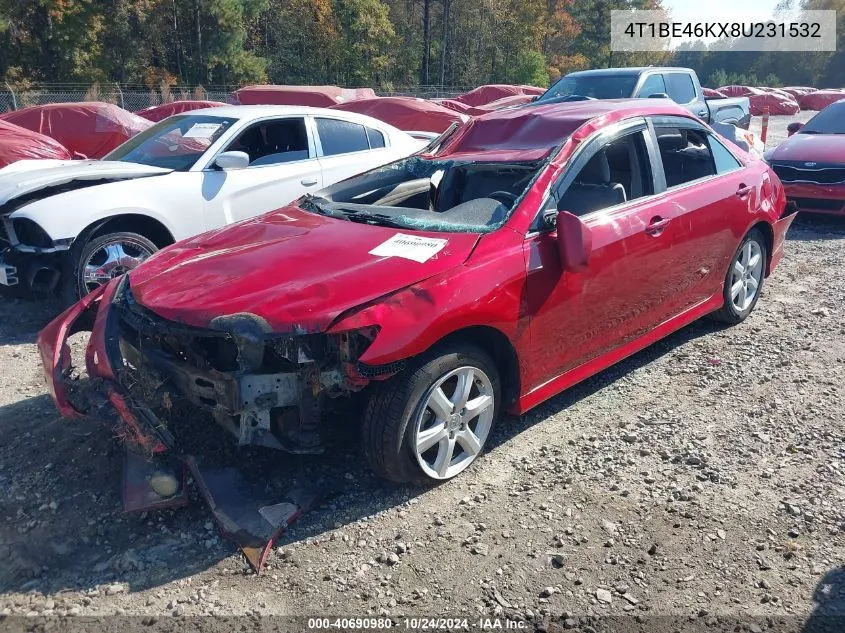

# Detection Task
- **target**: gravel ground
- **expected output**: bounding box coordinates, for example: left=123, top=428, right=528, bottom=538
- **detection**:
left=0, top=115, right=842, bottom=631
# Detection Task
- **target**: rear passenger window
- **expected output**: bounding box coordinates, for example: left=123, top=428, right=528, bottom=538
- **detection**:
left=555, top=129, right=653, bottom=217
left=654, top=126, right=717, bottom=187
left=316, top=118, right=369, bottom=156
left=665, top=74, right=697, bottom=104
left=366, top=127, right=386, bottom=149
left=638, top=74, right=666, bottom=97
left=708, top=134, right=742, bottom=174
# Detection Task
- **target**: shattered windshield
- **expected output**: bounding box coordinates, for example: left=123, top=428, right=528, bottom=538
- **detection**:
left=301, top=155, right=543, bottom=234
left=539, top=74, right=638, bottom=100
left=105, top=114, right=236, bottom=170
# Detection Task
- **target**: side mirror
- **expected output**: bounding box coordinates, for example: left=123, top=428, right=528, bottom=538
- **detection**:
left=214, top=151, right=250, bottom=170
left=556, top=210, right=592, bottom=272
left=647, top=93, right=669, bottom=99
left=786, top=122, right=803, bottom=137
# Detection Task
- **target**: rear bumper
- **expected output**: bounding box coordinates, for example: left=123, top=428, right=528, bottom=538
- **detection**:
left=783, top=182, right=845, bottom=215
left=768, top=202, right=799, bottom=273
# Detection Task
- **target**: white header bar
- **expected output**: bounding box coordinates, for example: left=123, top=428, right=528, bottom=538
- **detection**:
left=611, top=9, right=837, bottom=52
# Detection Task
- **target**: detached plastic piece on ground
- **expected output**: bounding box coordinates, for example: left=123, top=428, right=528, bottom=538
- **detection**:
left=122, top=449, right=189, bottom=512
left=184, top=457, right=322, bottom=573
left=121, top=448, right=320, bottom=572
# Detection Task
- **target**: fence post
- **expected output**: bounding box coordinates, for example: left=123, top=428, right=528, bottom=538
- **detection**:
left=116, top=83, right=125, bottom=109
left=5, top=82, right=16, bottom=110
left=761, top=107, right=770, bottom=147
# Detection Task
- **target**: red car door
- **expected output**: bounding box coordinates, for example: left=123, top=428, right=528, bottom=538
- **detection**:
left=648, top=118, right=755, bottom=309
left=523, top=121, right=694, bottom=391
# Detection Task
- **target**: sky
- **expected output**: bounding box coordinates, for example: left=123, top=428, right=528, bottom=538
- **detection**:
left=662, top=0, right=784, bottom=22
left=659, top=0, right=795, bottom=46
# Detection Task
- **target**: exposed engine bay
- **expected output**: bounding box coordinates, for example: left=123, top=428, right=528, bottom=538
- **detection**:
left=98, top=281, right=379, bottom=455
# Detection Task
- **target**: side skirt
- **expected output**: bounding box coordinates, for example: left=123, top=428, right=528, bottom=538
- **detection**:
left=515, top=293, right=724, bottom=414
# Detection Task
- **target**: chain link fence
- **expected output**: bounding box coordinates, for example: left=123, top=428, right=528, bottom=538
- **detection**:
left=0, top=84, right=473, bottom=113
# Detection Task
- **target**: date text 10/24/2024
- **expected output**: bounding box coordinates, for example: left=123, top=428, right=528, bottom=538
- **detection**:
left=307, top=618, right=528, bottom=630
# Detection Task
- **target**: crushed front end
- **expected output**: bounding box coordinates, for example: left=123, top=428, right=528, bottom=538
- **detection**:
left=36, top=275, right=377, bottom=571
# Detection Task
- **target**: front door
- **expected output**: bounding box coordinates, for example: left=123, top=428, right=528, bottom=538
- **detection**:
left=200, top=117, right=323, bottom=229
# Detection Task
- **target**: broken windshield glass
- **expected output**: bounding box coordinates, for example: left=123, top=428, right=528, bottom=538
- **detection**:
left=301, top=155, right=544, bottom=233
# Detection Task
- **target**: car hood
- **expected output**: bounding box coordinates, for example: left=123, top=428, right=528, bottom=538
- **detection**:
left=0, top=160, right=172, bottom=209
left=769, top=133, right=845, bottom=164
left=127, top=206, right=481, bottom=332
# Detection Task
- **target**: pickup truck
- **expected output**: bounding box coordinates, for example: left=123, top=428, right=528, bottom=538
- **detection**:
left=535, top=67, right=751, bottom=129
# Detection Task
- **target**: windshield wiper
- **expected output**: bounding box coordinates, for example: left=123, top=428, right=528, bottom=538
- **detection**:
left=339, top=210, right=409, bottom=229
left=301, top=194, right=336, bottom=217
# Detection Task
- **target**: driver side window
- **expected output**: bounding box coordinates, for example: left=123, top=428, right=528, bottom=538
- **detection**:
left=552, top=129, right=653, bottom=218
left=224, top=118, right=311, bottom=167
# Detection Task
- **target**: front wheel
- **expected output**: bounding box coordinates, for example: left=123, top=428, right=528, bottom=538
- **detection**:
left=362, top=344, right=500, bottom=485
left=710, top=228, right=767, bottom=324
left=62, top=231, right=157, bottom=304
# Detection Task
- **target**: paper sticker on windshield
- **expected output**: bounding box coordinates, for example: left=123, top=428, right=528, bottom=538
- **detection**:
left=183, top=123, right=223, bottom=139
left=369, top=233, right=447, bottom=263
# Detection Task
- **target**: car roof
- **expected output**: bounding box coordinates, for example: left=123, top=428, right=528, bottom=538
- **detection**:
left=565, top=67, right=692, bottom=77
left=440, top=98, right=695, bottom=159
left=184, top=104, right=405, bottom=132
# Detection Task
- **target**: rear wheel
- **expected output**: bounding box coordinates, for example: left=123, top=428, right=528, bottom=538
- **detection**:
left=61, top=231, right=157, bottom=304
left=710, top=228, right=767, bottom=324
left=362, top=344, right=500, bottom=485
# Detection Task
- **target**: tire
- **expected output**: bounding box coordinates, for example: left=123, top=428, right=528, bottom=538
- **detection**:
left=61, top=231, right=158, bottom=305
left=710, top=228, right=767, bottom=324
left=362, top=343, right=500, bottom=485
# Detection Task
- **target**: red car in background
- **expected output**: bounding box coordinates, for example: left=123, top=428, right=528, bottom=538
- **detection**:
left=766, top=99, right=845, bottom=216
left=38, top=100, right=794, bottom=486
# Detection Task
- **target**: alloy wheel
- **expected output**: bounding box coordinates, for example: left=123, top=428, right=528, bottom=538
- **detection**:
left=729, top=239, right=763, bottom=312
left=81, top=238, right=153, bottom=293
left=413, top=365, right=495, bottom=480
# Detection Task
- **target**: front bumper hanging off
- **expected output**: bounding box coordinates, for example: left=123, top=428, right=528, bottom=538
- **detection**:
left=36, top=277, right=327, bottom=572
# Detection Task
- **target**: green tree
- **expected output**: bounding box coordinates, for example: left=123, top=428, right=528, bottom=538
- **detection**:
left=335, top=0, right=395, bottom=85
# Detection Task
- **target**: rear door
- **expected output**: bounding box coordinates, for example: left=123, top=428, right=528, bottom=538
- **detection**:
left=198, top=116, right=323, bottom=228
left=648, top=116, right=751, bottom=308
left=664, top=71, right=708, bottom=121
left=313, top=116, right=395, bottom=186
left=634, top=72, right=666, bottom=98
left=523, top=118, right=690, bottom=388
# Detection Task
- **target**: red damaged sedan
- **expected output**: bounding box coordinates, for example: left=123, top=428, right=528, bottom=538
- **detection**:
left=766, top=99, right=845, bottom=215
left=38, top=100, right=795, bottom=485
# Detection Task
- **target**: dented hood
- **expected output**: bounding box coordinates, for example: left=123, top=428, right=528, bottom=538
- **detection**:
left=128, top=206, right=480, bottom=331
left=0, top=160, right=171, bottom=207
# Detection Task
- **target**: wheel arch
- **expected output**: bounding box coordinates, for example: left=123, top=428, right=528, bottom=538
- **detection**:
left=748, top=220, right=775, bottom=276
left=78, top=213, right=176, bottom=249
left=431, top=325, right=521, bottom=410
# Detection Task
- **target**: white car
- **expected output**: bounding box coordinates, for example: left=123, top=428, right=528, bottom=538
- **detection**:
left=0, top=105, right=426, bottom=302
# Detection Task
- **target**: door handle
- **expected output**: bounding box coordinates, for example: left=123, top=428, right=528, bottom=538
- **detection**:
left=301, top=178, right=319, bottom=186
left=736, top=184, right=752, bottom=197
left=697, top=109, right=708, bottom=117
left=645, top=216, right=670, bottom=236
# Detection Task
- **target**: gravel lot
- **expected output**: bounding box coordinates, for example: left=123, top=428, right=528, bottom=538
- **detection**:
left=0, top=114, right=842, bottom=631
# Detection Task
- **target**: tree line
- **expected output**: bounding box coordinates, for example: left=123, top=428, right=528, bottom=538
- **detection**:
left=0, top=0, right=841, bottom=92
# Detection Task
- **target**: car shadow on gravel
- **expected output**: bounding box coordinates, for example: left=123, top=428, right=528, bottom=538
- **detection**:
left=0, top=294, right=63, bottom=346
left=0, top=388, right=426, bottom=595
left=0, top=316, right=750, bottom=597
left=803, top=566, right=845, bottom=633
left=485, top=316, right=728, bottom=452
